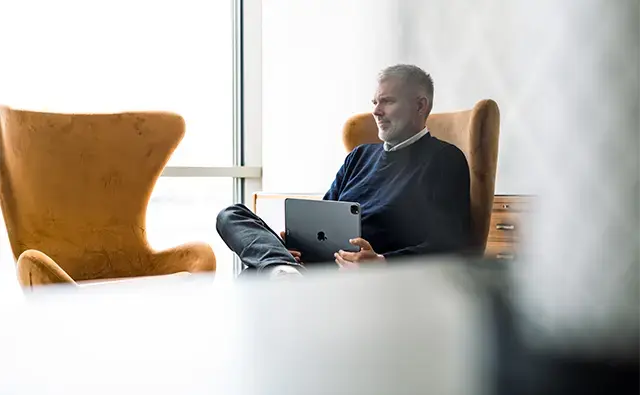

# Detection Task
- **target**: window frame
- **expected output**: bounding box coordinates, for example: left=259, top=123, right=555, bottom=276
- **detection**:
left=158, top=0, right=262, bottom=276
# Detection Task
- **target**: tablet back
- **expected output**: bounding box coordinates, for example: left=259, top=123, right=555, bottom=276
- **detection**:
left=285, top=199, right=361, bottom=264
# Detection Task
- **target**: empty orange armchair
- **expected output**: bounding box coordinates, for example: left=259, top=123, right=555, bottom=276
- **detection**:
left=342, top=99, right=500, bottom=254
left=0, top=106, right=216, bottom=289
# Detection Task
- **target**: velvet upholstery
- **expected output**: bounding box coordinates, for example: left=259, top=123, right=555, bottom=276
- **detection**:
left=0, top=106, right=216, bottom=288
left=341, top=99, right=500, bottom=253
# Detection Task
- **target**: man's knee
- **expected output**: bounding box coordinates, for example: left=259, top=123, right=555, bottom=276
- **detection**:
left=216, top=204, right=249, bottom=233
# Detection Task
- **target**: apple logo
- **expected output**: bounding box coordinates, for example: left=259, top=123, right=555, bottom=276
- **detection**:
left=317, top=231, right=327, bottom=241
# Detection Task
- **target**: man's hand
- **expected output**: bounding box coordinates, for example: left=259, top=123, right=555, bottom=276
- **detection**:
left=334, top=238, right=385, bottom=270
left=280, top=231, right=302, bottom=263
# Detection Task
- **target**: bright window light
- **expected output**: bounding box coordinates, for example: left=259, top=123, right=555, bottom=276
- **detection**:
left=0, top=0, right=235, bottom=280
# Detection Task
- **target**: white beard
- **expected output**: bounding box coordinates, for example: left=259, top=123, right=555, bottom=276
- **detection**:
left=377, top=118, right=410, bottom=145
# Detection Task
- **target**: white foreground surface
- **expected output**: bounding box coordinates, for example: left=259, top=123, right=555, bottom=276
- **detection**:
left=0, top=263, right=490, bottom=395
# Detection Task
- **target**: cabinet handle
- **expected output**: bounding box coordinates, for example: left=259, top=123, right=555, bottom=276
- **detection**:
left=496, top=223, right=515, bottom=231
left=496, top=253, right=515, bottom=260
left=502, top=204, right=510, bottom=209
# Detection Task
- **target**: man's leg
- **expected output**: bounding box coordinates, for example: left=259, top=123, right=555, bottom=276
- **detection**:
left=216, top=204, right=302, bottom=273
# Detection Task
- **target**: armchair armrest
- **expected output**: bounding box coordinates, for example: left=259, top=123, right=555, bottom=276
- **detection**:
left=252, top=192, right=324, bottom=234
left=252, top=192, right=324, bottom=213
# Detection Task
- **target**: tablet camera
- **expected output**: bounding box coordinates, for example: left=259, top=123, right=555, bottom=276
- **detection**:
left=350, top=205, right=360, bottom=215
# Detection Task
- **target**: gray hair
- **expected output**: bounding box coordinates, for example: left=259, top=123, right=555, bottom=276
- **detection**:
left=378, top=64, right=434, bottom=104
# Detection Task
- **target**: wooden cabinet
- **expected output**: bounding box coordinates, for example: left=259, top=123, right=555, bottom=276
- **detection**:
left=485, top=195, right=535, bottom=261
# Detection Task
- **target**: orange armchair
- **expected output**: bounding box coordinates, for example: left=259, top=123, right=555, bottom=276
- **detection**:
left=0, top=106, right=216, bottom=289
left=342, top=100, right=501, bottom=254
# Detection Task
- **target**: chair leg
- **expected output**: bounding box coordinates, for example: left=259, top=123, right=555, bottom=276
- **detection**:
left=17, top=250, right=76, bottom=290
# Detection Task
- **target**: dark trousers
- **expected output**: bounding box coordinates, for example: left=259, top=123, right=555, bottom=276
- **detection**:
left=216, top=204, right=302, bottom=274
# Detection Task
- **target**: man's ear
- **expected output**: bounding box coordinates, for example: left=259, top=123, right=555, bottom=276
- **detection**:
left=417, top=97, right=430, bottom=116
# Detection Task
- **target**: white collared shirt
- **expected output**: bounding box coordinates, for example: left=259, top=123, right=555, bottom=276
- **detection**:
left=383, top=127, right=429, bottom=152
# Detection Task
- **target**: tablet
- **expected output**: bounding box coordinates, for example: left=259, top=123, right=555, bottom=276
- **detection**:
left=284, top=198, right=361, bottom=264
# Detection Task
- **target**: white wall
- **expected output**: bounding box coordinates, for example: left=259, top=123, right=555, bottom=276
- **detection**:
left=262, top=0, right=402, bottom=193
left=262, top=0, right=638, bottom=196
left=396, top=0, right=549, bottom=194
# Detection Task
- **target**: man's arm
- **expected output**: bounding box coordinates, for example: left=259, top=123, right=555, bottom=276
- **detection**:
left=323, top=150, right=357, bottom=201
left=383, top=145, right=471, bottom=258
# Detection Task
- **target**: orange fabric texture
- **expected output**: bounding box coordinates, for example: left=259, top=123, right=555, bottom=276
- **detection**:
left=341, top=100, right=500, bottom=253
left=0, top=107, right=216, bottom=288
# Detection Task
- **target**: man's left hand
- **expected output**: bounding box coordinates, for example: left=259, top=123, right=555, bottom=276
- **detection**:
left=334, top=238, right=385, bottom=269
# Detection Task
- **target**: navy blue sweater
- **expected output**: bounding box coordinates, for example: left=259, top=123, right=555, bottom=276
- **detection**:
left=324, top=133, right=471, bottom=258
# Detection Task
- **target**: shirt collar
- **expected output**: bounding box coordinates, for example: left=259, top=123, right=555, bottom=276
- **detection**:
left=383, top=127, right=429, bottom=152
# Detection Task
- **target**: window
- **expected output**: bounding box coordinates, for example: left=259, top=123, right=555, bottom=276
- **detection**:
left=0, top=0, right=253, bottom=279
left=146, top=178, right=233, bottom=269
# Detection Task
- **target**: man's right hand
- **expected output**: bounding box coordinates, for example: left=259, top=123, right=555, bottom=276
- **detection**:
left=280, top=231, right=302, bottom=264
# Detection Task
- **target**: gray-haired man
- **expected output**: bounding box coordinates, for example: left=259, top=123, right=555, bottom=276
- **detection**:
left=217, top=64, right=471, bottom=278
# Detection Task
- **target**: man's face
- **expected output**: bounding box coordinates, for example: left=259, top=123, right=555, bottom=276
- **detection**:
left=372, top=78, right=425, bottom=145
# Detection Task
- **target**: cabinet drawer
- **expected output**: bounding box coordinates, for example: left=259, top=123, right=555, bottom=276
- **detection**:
left=492, top=196, right=532, bottom=213
left=485, top=241, right=517, bottom=261
left=488, top=211, right=522, bottom=242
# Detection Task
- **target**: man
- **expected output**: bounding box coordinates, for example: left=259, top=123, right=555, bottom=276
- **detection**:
left=216, top=64, right=470, bottom=278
